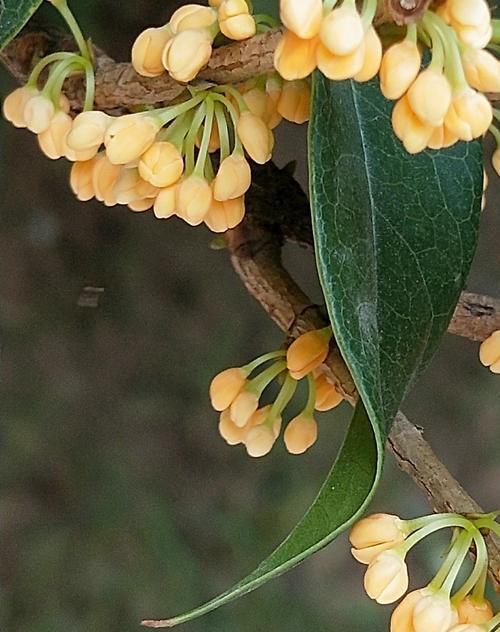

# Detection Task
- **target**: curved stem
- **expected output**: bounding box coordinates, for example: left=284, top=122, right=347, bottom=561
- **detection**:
left=26, top=52, right=75, bottom=88
left=452, top=529, right=488, bottom=604
left=50, top=0, right=91, bottom=62
left=194, top=97, right=215, bottom=177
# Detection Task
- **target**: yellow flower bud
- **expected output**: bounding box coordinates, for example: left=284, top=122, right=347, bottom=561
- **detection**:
left=91, top=154, right=122, bottom=204
left=37, top=110, right=73, bottom=160
left=314, top=372, right=343, bottom=412
left=70, top=158, right=98, bottom=202
left=354, top=27, right=382, bottom=83
left=280, top=0, right=323, bottom=40
left=170, top=4, right=217, bottom=33
left=210, top=367, right=247, bottom=411
left=457, top=596, right=494, bottom=624
left=316, top=41, right=366, bottom=81
left=352, top=541, right=401, bottom=565
left=320, top=6, right=364, bottom=57
left=218, top=409, right=249, bottom=445
left=244, top=407, right=282, bottom=457
left=407, top=69, right=452, bottom=127
left=236, top=111, right=274, bottom=164
left=492, top=148, right=500, bottom=176
left=390, top=589, right=430, bottom=632
left=23, top=94, right=55, bottom=134
left=274, top=31, right=318, bottom=81
left=213, top=153, right=251, bottom=201
left=2, top=86, right=38, bottom=128
left=230, top=389, right=259, bottom=428
left=128, top=197, right=155, bottom=212
left=218, top=1, right=256, bottom=40
left=444, top=89, right=492, bottom=141
left=131, top=26, right=172, bottom=77
left=112, top=169, right=158, bottom=205
left=104, top=114, right=160, bottom=165
left=138, top=141, right=184, bottom=188
left=162, top=29, right=213, bottom=83
left=364, top=550, right=409, bottom=604
left=284, top=414, right=318, bottom=455
left=287, top=328, right=331, bottom=380
left=391, top=96, right=434, bottom=154
left=176, top=174, right=213, bottom=225
left=242, top=86, right=268, bottom=120
left=380, top=40, right=422, bottom=101
left=350, top=513, right=407, bottom=550
left=448, top=0, right=490, bottom=29
left=455, top=20, right=492, bottom=49
left=277, top=80, right=310, bottom=124
left=462, top=49, right=500, bottom=93
left=204, top=196, right=245, bottom=232
left=479, top=330, right=500, bottom=373
left=67, top=110, right=111, bottom=153
left=412, top=593, right=458, bottom=632
left=153, top=184, right=179, bottom=219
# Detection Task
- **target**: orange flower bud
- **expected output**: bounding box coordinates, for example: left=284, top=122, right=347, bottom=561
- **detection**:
left=380, top=40, right=421, bottom=101
left=390, top=588, right=430, bottom=632
left=277, top=80, right=310, bottom=124
left=364, top=550, right=408, bottom=604
left=280, top=0, right=323, bottom=40
left=352, top=541, right=401, bottom=565
left=176, top=174, right=213, bottom=225
left=241, top=86, right=268, bottom=120
left=457, top=596, right=494, bottom=624
left=91, top=154, right=121, bottom=204
left=170, top=4, right=217, bottom=33
left=286, top=328, right=331, bottom=380
left=104, top=114, right=160, bottom=165
left=37, top=110, right=73, bottom=160
left=230, top=389, right=259, bottom=428
left=153, top=184, right=179, bottom=219
left=218, top=408, right=250, bottom=445
left=131, top=26, right=172, bottom=77
left=448, top=0, right=490, bottom=29
left=274, top=31, right=318, bottom=81
left=70, top=158, right=98, bottom=202
left=462, top=49, right=500, bottom=93
left=23, top=94, right=55, bottom=134
left=354, top=27, right=382, bottom=83
left=284, top=414, right=318, bottom=454
left=479, top=330, right=500, bottom=373
left=407, top=69, right=452, bottom=127
left=162, top=29, right=213, bottom=83
left=219, top=1, right=256, bottom=40
left=412, top=593, right=458, bottom=632
left=112, top=169, right=158, bottom=205
left=138, top=141, right=184, bottom=188
left=213, top=154, right=251, bottom=201
left=314, top=373, right=343, bottom=412
left=2, top=86, right=38, bottom=128
left=128, top=197, right=155, bottom=212
left=350, top=513, right=407, bottom=550
left=244, top=407, right=282, bottom=457
left=392, top=96, right=434, bottom=154
left=67, top=110, right=111, bottom=153
left=316, top=42, right=366, bottom=81
left=320, top=6, right=364, bottom=57
left=237, top=111, right=274, bottom=164
left=444, top=89, right=492, bottom=141
left=204, top=196, right=245, bottom=232
left=210, top=367, right=247, bottom=411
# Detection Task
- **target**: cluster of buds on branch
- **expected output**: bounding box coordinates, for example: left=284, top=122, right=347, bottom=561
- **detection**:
left=209, top=328, right=346, bottom=457
left=350, top=511, right=500, bottom=632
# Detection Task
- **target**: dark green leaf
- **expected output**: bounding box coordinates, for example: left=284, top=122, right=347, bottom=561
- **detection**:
left=310, top=73, right=482, bottom=438
left=252, top=0, right=279, bottom=19
left=0, top=0, right=43, bottom=51
left=142, top=401, right=382, bottom=628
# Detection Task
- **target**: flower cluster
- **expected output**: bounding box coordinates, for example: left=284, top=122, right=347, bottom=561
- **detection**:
left=479, top=330, right=500, bottom=374
left=274, top=0, right=500, bottom=155
left=209, top=327, right=346, bottom=457
left=350, top=510, right=500, bottom=631
left=132, top=1, right=272, bottom=83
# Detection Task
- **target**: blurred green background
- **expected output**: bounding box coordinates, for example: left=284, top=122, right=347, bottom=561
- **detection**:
left=0, top=2, right=499, bottom=631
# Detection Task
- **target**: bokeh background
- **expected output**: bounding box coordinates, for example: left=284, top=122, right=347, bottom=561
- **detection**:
left=0, top=2, right=499, bottom=631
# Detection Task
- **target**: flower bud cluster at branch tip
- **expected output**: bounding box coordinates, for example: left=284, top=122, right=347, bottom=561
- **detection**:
left=209, top=327, right=345, bottom=457
left=350, top=510, right=500, bottom=632
left=275, top=0, right=500, bottom=156
left=479, top=330, right=500, bottom=374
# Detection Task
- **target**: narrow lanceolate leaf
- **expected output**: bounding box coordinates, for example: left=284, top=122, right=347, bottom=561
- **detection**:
left=142, top=76, right=483, bottom=629
left=0, top=0, right=43, bottom=51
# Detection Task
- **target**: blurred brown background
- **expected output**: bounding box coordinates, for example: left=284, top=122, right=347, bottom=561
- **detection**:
left=0, top=2, right=498, bottom=631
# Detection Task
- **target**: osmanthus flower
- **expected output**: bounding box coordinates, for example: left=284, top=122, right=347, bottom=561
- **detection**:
left=351, top=510, right=500, bottom=632
left=479, top=330, right=500, bottom=374
left=209, top=328, right=345, bottom=457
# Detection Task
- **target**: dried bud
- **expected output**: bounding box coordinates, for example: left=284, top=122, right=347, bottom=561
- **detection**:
left=213, top=154, right=251, bottom=201
left=286, top=328, right=331, bottom=380
left=380, top=40, right=422, bottom=101
left=176, top=174, right=213, bottom=225
left=280, top=0, right=323, bottom=40
left=210, top=367, right=247, bottom=411
left=413, top=593, right=459, bottom=632
left=320, top=6, right=364, bottom=57
left=2, top=86, right=38, bottom=128
left=274, top=31, right=318, bottom=81
left=132, top=26, right=172, bottom=77
left=104, top=114, right=159, bottom=165
left=284, top=414, right=318, bottom=454
left=138, top=141, right=184, bottom=188
left=236, top=111, right=274, bottom=164
left=162, top=29, right=213, bottom=83
left=363, top=550, right=409, bottom=604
